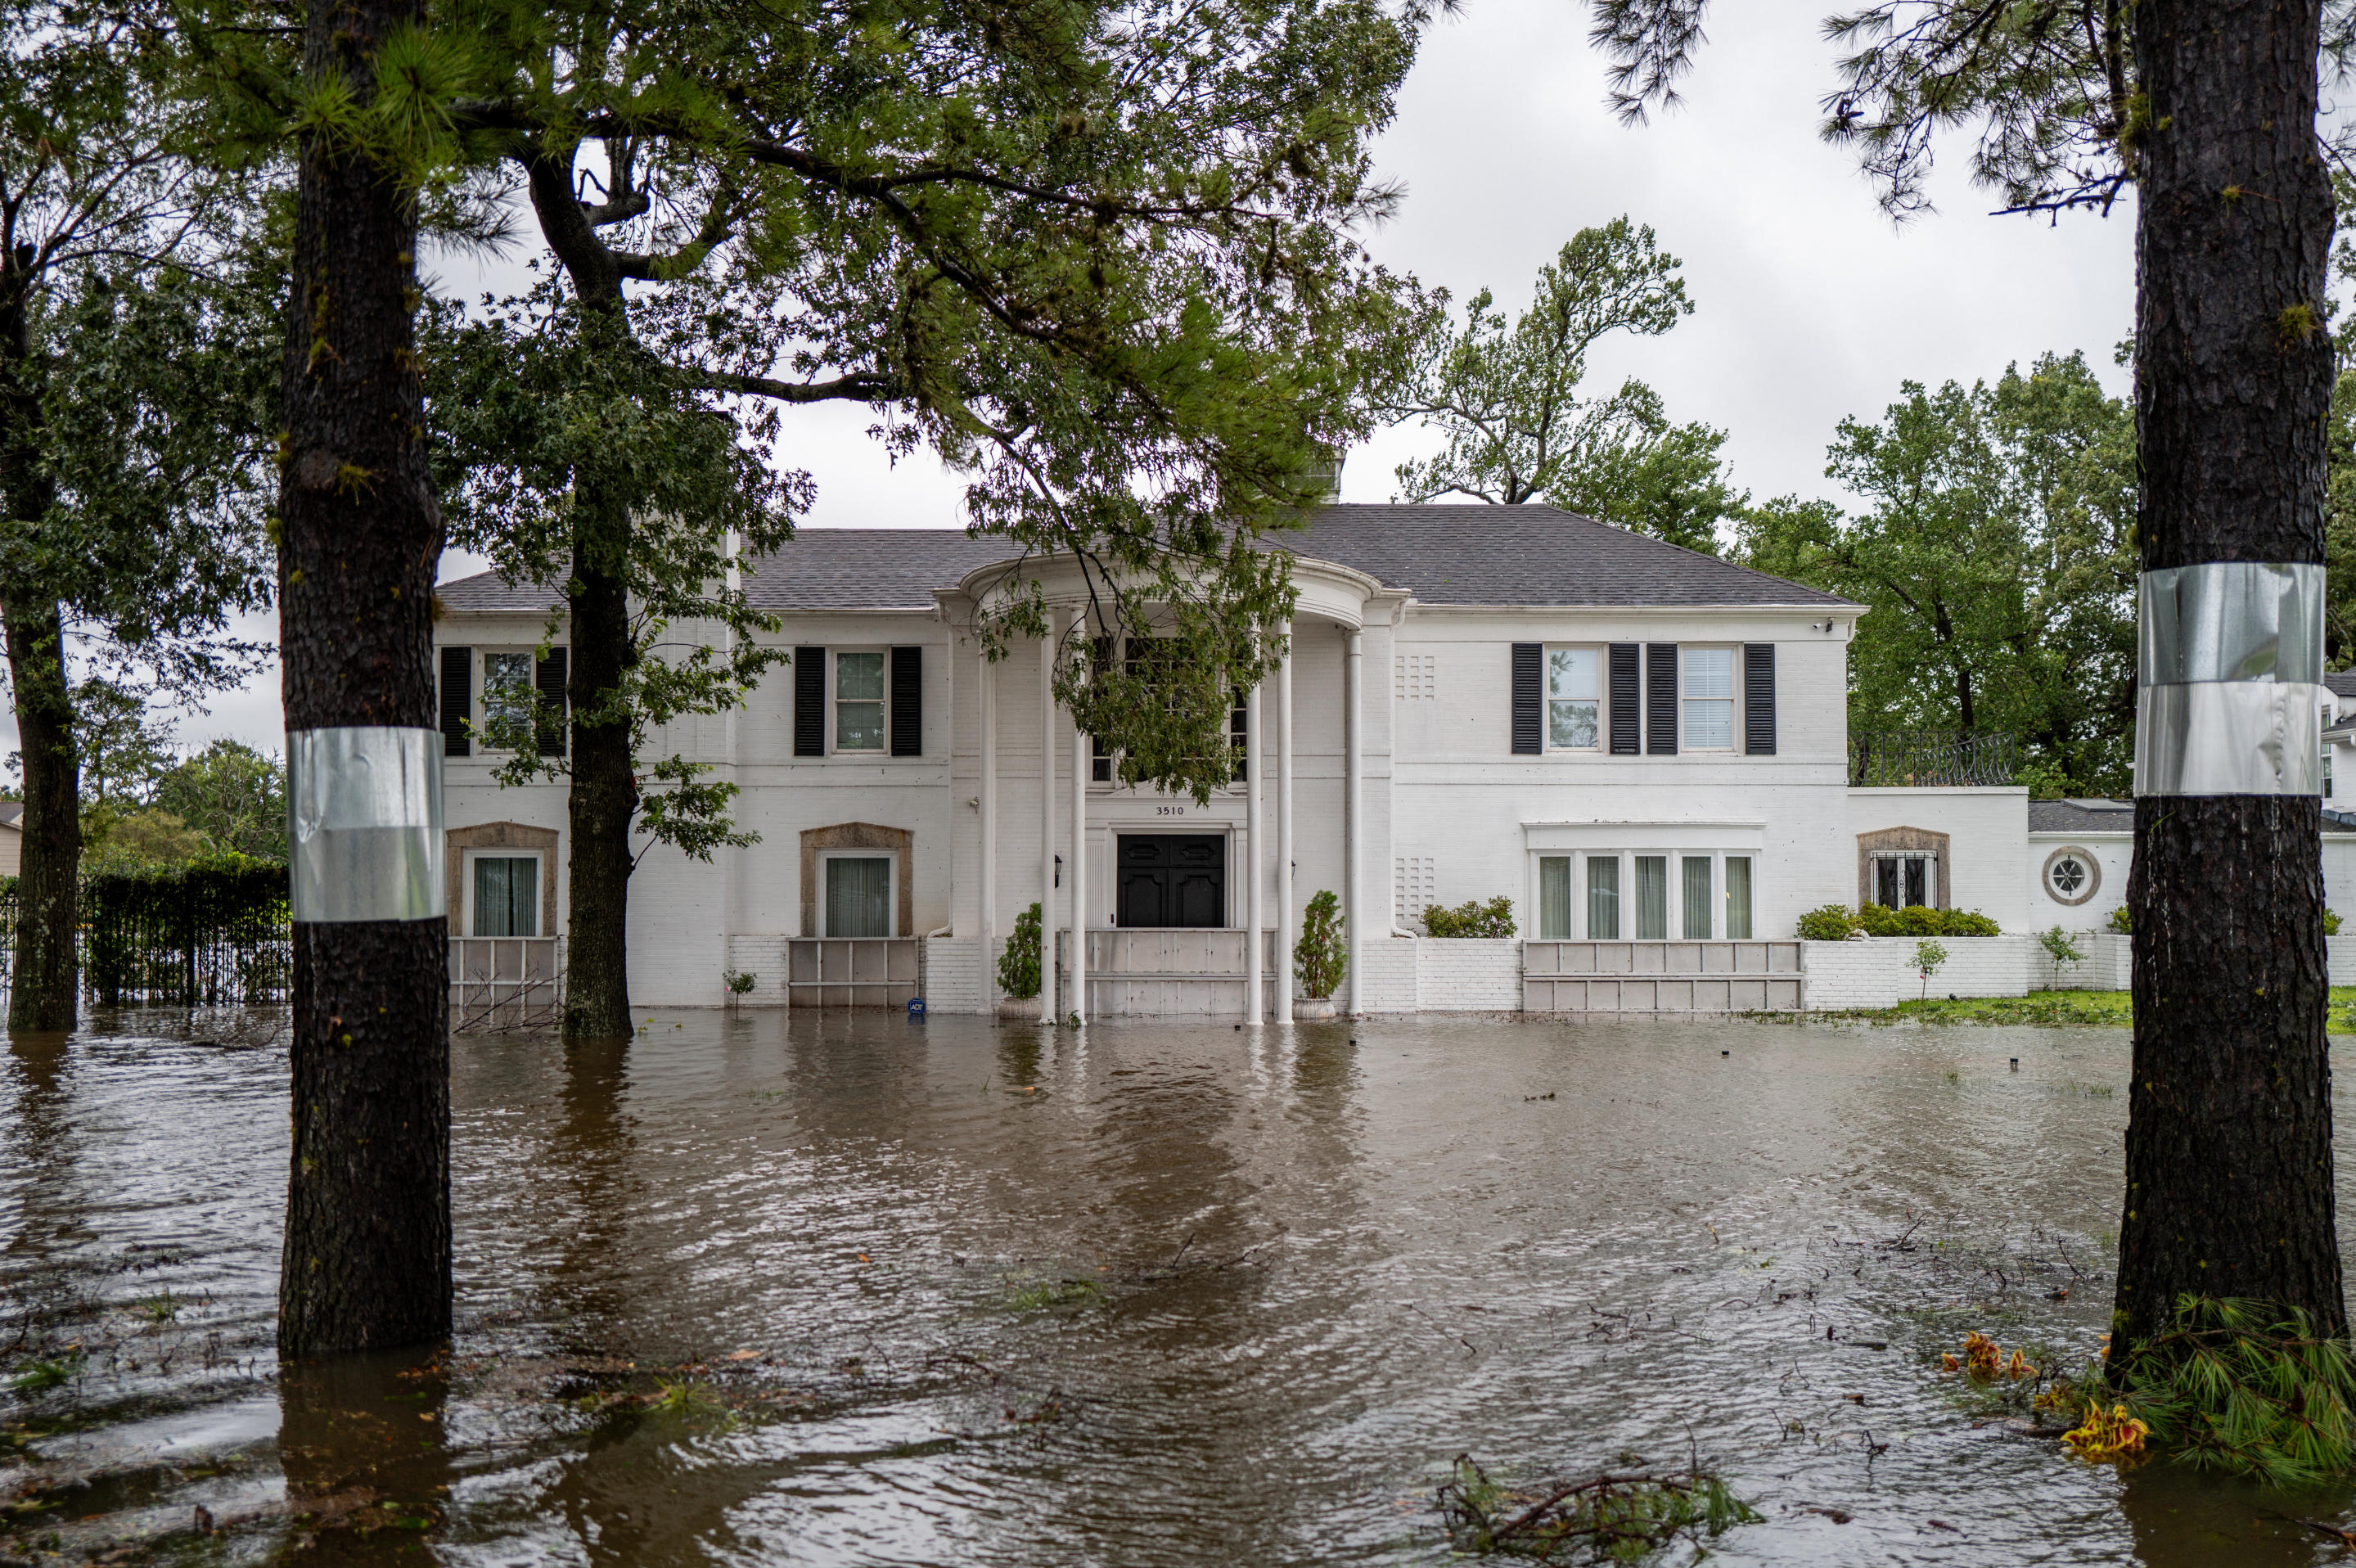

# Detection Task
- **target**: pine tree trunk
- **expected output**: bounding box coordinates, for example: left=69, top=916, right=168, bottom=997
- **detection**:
left=0, top=255, right=80, bottom=1032
left=526, top=150, right=639, bottom=1042
left=2115, top=0, right=2344, bottom=1351
left=2, top=601, right=79, bottom=1030
left=274, top=0, right=450, bottom=1354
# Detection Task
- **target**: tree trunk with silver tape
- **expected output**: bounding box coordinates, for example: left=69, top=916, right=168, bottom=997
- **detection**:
left=2115, top=0, right=2344, bottom=1354
left=273, top=0, right=450, bottom=1354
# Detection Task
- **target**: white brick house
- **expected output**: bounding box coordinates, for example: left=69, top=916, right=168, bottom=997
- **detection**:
left=443, top=505, right=2355, bottom=1015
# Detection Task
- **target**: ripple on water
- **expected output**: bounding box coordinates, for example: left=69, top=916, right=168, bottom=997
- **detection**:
left=0, top=1009, right=2345, bottom=1566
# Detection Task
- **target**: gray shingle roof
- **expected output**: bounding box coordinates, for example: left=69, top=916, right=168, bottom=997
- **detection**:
left=2029, top=799, right=2134, bottom=834
left=435, top=505, right=1856, bottom=614
left=2327, top=671, right=2356, bottom=700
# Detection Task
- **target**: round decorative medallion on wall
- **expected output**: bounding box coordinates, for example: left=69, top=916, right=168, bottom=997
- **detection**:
left=2042, top=845, right=2100, bottom=906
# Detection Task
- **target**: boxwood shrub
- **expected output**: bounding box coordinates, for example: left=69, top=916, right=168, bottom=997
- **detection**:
left=1796, top=904, right=2000, bottom=939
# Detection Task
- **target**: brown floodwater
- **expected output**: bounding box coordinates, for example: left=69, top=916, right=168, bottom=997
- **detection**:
left=0, top=1007, right=2351, bottom=1565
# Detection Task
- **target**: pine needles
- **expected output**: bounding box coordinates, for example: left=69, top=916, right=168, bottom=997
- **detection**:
left=2089, top=1295, right=2356, bottom=1487
left=1435, top=1454, right=1759, bottom=1561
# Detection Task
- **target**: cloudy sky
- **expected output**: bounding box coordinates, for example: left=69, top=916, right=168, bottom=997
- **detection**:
left=162, top=0, right=2138, bottom=756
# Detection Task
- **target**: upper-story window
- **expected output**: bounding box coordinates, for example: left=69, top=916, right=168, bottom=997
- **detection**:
left=482, top=653, right=537, bottom=742
left=1546, top=647, right=1600, bottom=749
left=1681, top=647, right=1737, bottom=750
left=834, top=651, right=887, bottom=751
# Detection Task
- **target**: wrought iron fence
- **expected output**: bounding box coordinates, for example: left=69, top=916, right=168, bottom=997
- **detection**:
left=82, top=860, right=291, bottom=1007
left=1850, top=731, right=2018, bottom=787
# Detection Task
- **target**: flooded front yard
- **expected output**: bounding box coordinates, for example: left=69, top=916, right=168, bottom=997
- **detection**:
left=0, top=1007, right=2345, bottom=1565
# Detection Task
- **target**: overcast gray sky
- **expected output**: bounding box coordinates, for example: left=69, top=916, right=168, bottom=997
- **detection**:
left=160, top=0, right=2138, bottom=757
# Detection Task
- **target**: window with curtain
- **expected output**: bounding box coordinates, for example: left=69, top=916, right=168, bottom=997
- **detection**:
left=826, top=856, right=893, bottom=936
left=471, top=856, right=538, bottom=936
left=1681, top=647, right=1735, bottom=749
left=1682, top=856, right=1712, bottom=939
left=1547, top=647, right=1599, bottom=749
left=835, top=651, right=886, bottom=751
left=1634, top=855, right=1669, bottom=939
left=1871, top=853, right=1935, bottom=909
left=1539, top=857, right=1572, bottom=939
left=1586, top=855, right=1619, bottom=939
left=1724, top=856, right=1753, bottom=939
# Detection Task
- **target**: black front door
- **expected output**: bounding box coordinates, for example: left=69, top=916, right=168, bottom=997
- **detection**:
left=1116, top=835, right=1227, bottom=928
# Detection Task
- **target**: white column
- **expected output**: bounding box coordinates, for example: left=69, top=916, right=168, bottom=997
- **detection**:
left=1275, top=620, right=1295, bottom=1024
left=1346, top=626, right=1363, bottom=1016
left=1070, top=607, right=1088, bottom=1025
left=1039, top=625, right=1056, bottom=1017
left=979, top=638, right=998, bottom=1002
left=1246, top=656, right=1264, bottom=1025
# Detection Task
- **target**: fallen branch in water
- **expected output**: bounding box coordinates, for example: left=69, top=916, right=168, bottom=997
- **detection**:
left=1435, top=1453, right=1759, bottom=1561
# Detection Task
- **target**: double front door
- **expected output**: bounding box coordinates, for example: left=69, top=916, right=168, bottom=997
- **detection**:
left=1116, top=835, right=1225, bottom=927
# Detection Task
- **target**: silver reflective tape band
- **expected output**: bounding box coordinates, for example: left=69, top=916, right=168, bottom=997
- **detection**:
left=287, top=726, right=445, bottom=922
left=2134, top=680, right=2322, bottom=796
left=2138, top=561, right=2325, bottom=685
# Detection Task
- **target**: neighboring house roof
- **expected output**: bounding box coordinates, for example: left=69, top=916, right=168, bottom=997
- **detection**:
left=2327, top=713, right=2356, bottom=738
left=0, top=802, right=22, bottom=829
left=435, top=505, right=1858, bottom=615
left=2327, top=672, right=2356, bottom=701
left=2029, top=799, right=2134, bottom=834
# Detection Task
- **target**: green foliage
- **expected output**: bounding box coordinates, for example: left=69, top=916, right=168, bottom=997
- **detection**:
left=2108, top=903, right=2134, bottom=935
left=1382, top=219, right=1737, bottom=552
left=724, top=970, right=755, bottom=997
left=84, top=809, right=211, bottom=876
left=2103, top=1295, right=2356, bottom=1487
left=1295, top=890, right=1348, bottom=999
left=149, top=741, right=286, bottom=862
left=998, top=903, right=1043, bottom=1002
left=2040, top=926, right=2087, bottom=968
left=2331, top=908, right=2345, bottom=937
left=1797, top=903, right=1858, bottom=941
left=71, top=679, right=178, bottom=811
left=82, top=854, right=289, bottom=1007
left=1848, top=903, right=1999, bottom=938
left=1435, top=1453, right=1759, bottom=1561
left=1421, top=896, right=1516, bottom=939
left=1737, top=354, right=2136, bottom=795
left=1913, top=938, right=1949, bottom=973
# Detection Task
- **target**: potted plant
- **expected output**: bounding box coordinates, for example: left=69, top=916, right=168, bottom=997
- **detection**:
left=1294, top=890, right=1345, bottom=1020
left=998, top=903, right=1043, bottom=1021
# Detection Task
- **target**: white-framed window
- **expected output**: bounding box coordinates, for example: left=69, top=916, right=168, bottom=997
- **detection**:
left=821, top=851, right=894, bottom=936
left=1869, top=850, right=1937, bottom=909
left=833, top=650, right=888, bottom=753
left=1546, top=647, right=1601, bottom=750
left=476, top=651, right=538, bottom=750
left=1535, top=849, right=1757, bottom=941
left=466, top=850, right=542, bottom=937
left=1681, top=647, right=1737, bottom=750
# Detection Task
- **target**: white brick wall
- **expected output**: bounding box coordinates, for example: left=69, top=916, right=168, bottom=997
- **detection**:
left=923, top=937, right=989, bottom=1014
left=1358, top=937, right=1418, bottom=1012
left=1414, top=937, right=1522, bottom=1011
left=723, top=934, right=791, bottom=1007
left=1800, top=936, right=2042, bottom=1008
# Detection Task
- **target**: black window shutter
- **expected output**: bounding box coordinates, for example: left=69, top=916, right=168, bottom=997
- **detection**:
left=439, top=646, right=471, bottom=757
left=1744, top=643, right=1777, bottom=755
left=534, top=647, right=568, bottom=758
left=1646, top=643, right=1678, bottom=755
left=794, top=647, right=826, bottom=756
left=1608, top=645, right=1640, bottom=755
left=890, top=646, right=922, bottom=756
left=1511, top=642, right=1543, bottom=755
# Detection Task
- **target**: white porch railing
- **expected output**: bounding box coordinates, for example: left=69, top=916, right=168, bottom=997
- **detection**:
left=449, top=936, right=563, bottom=1033
left=786, top=937, right=921, bottom=1007
left=1521, top=939, right=1803, bottom=1012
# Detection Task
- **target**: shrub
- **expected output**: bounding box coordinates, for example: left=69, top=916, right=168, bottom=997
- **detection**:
left=1796, top=904, right=1858, bottom=941
left=1295, top=890, right=1347, bottom=999
left=724, top=970, right=755, bottom=996
left=1897, top=903, right=1944, bottom=937
left=1854, top=902, right=1903, bottom=937
left=1944, top=909, right=2001, bottom=936
left=998, top=903, right=1042, bottom=1000
left=1846, top=904, right=1998, bottom=939
left=2107, top=904, right=2133, bottom=935
left=2040, top=926, right=2086, bottom=971
left=2331, top=908, right=2345, bottom=936
left=1421, top=896, right=1516, bottom=939
left=1912, top=938, right=1948, bottom=999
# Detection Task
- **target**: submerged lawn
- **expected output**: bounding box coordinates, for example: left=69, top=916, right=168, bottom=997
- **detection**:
left=1821, top=986, right=2356, bottom=1028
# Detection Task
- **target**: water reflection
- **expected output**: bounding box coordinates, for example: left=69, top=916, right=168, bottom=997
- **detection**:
left=9, top=1011, right=2356, bottom=1564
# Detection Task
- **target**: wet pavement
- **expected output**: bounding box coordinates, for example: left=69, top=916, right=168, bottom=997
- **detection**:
left=0, top=1007, right=2350, bottom=1564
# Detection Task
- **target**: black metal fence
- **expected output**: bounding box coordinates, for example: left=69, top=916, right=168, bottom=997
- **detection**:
left=80, top=860, right=291, bottom=1007
left=1850, top=731, right=2018, bottom=787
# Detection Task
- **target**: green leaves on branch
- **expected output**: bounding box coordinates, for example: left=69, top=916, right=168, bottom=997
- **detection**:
left=1381, top=217, right=1737, bottom=552
left=2097, top=1295, right=2356, bottom=1488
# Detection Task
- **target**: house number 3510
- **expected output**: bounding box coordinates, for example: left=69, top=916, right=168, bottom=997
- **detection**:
left=1156, top=805, right=1185, bottom=816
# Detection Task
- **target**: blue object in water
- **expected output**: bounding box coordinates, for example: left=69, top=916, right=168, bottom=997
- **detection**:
left=907, top=998, right=927, bottom=1017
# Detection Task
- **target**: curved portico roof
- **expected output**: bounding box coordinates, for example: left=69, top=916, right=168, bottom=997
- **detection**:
left=434, top=503, right=1857, bottom=614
